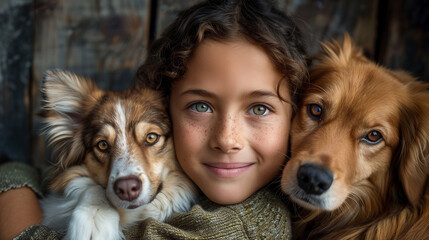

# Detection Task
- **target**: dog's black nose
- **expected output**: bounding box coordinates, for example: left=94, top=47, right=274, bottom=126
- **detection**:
left=114, top=176, right=142, bottom=201
left=297, top=163, right=333, bottom=195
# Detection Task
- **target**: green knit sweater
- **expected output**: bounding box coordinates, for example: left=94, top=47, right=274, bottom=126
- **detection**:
left=0, top=162, right=292, bottom=239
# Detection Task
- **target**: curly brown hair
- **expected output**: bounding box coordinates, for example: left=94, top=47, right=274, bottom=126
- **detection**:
left=137, top=0, right=308, bottom=109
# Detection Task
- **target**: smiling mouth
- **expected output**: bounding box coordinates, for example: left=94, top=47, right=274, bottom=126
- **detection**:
left=204, top=163, right=254, bottom=178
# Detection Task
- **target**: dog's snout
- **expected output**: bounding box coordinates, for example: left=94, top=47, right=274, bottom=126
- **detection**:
left=297, top=164, right=333, bottom=195
left=114, top=176, right=142, bottom=201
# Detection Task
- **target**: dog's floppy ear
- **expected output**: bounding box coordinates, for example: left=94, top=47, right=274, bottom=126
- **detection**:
left=41, top=69, right=104, bottom=170
left=394, top=72, right=429, bottom=207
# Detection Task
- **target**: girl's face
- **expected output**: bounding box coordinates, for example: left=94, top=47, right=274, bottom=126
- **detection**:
left=170, top=39, right=292, bottom=204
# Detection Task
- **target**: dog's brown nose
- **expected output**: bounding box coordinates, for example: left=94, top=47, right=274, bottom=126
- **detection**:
left=114, top=176, right=142, bottom=201
left=297, top=163, right=333, bottom=195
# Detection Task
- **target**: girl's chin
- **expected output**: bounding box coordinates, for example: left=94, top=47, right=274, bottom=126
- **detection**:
left=202, top=185, right=256, bottom=205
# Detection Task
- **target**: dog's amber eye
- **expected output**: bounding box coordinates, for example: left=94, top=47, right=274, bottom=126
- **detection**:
left=97, top=140, right=109, bottom=151
left=362, top=131, right=383, bottom=144
left=145, top=133, right=160, bottom=146
left=307, top=104, right=322, bottom=120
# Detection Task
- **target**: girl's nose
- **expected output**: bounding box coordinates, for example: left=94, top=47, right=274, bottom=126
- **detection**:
left=210, top=115, right=243, bottom=153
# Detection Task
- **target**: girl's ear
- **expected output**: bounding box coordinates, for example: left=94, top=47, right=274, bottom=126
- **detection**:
left=396, top=78, right=429, bottom=207
left=41, top=70, right=104, bottom=170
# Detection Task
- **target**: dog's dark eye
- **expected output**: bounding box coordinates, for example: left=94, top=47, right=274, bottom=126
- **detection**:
left=97, top=140, right=109, bottom=151
left=307, top=104, right=323, bottom=120
left=145, top=133, right=160, bottom=146
left=362, top=131, right=383, bottom=144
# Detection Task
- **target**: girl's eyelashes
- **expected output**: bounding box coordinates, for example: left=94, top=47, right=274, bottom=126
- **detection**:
left=248, top=104, right=271, bottom=116
left=189, top=102, right=213, bottom=113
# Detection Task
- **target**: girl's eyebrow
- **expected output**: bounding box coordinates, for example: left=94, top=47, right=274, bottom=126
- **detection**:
left=181, top=89, right=282, bottom=100
left=250, top=90, right=294, bottom=106
left=180, top=89, right=216, bottom=98
left=248, top=90, right=278, bottom=98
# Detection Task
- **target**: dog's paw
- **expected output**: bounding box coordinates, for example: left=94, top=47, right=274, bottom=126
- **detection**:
left=65, top=204, right=124, bottom=240
left=118, top=202, right=166, bottom=229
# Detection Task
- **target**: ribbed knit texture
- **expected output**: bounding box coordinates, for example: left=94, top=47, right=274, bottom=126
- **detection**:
left=126, top=189, right=292, bottom=239
left=14, top=225, right=62, bottom=240
left=0, top=162, right=292, bottom=239
left=0, top=162, right=44, bottom=197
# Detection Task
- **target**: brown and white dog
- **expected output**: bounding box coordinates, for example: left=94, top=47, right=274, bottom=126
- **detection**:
left=281, top=35, right=429, bottom=239
left=39, top=70, right=197, bottom=240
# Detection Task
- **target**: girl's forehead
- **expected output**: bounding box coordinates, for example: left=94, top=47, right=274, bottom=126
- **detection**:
left=177, top=39, right=284, bottom=92
left=191, top=39, right=272, bottom=68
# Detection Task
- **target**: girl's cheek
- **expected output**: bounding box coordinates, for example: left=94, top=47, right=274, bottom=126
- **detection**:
left=251, top=119, right=290, bottom=155
left=174, top=113, right=211, bottom=145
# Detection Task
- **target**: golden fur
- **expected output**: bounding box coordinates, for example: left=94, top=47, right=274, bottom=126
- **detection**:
left=40, top=70, right=197, bottom=239
left=281, top=34, right=429, bottom=239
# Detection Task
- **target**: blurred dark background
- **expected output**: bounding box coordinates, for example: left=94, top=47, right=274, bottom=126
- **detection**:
left=1, top=0, right=428, bottom=164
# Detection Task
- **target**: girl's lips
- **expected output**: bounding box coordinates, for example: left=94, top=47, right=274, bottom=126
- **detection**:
left=204, top=163, right=254, bottom=178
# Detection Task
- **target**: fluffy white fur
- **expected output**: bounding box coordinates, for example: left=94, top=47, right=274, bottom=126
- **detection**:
left=41, top=177, right=123, bottom=240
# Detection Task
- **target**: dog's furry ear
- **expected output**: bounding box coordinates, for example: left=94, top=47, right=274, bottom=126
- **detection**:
left=314, top=33, right=365, bottom=68
left=394, top=72, right=429, bottom=207
left=41, top=70, right=104, bottom=170
left=311, top=33, right=368, bottom=82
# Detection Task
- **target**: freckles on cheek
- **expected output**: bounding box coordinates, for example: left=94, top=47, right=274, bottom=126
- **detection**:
left=173, top=119, right=208, bottom=155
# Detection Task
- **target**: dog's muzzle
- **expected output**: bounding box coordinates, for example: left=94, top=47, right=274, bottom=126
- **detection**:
left=113, top=176, right=142, bottom=202
left=297, top=163, right=333, bottom=195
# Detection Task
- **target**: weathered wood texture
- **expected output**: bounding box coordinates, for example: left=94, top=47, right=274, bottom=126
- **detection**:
left=279, top=0, right=379, bottom=58
left=155, top=0, right=202, bottom=37
left=0, top=0, right=427, bottom=164
left=0, top=0, right=33, bottom=163
left=32, top=0, right=150, bottom=91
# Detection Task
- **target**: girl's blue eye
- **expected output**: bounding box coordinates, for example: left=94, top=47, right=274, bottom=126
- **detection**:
left=190, top=102, right=212, bottom=113
left=249, top=105, right=270, bottom=116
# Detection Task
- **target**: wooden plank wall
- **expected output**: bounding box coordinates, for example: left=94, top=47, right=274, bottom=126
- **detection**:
left=0, top=0, right=428, bottom=164
left=281, top=0, right=378, bottom=57
left=0, top=0, right=33, bottom=163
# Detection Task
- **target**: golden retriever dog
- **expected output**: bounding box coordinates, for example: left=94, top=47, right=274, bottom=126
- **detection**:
left=281, top=34, right=429, bottom=239
left=39, top=70, right=197, bottom=240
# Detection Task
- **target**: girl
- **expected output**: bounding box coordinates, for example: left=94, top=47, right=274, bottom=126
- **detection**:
left=0, top=0, right=307, bottom=239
